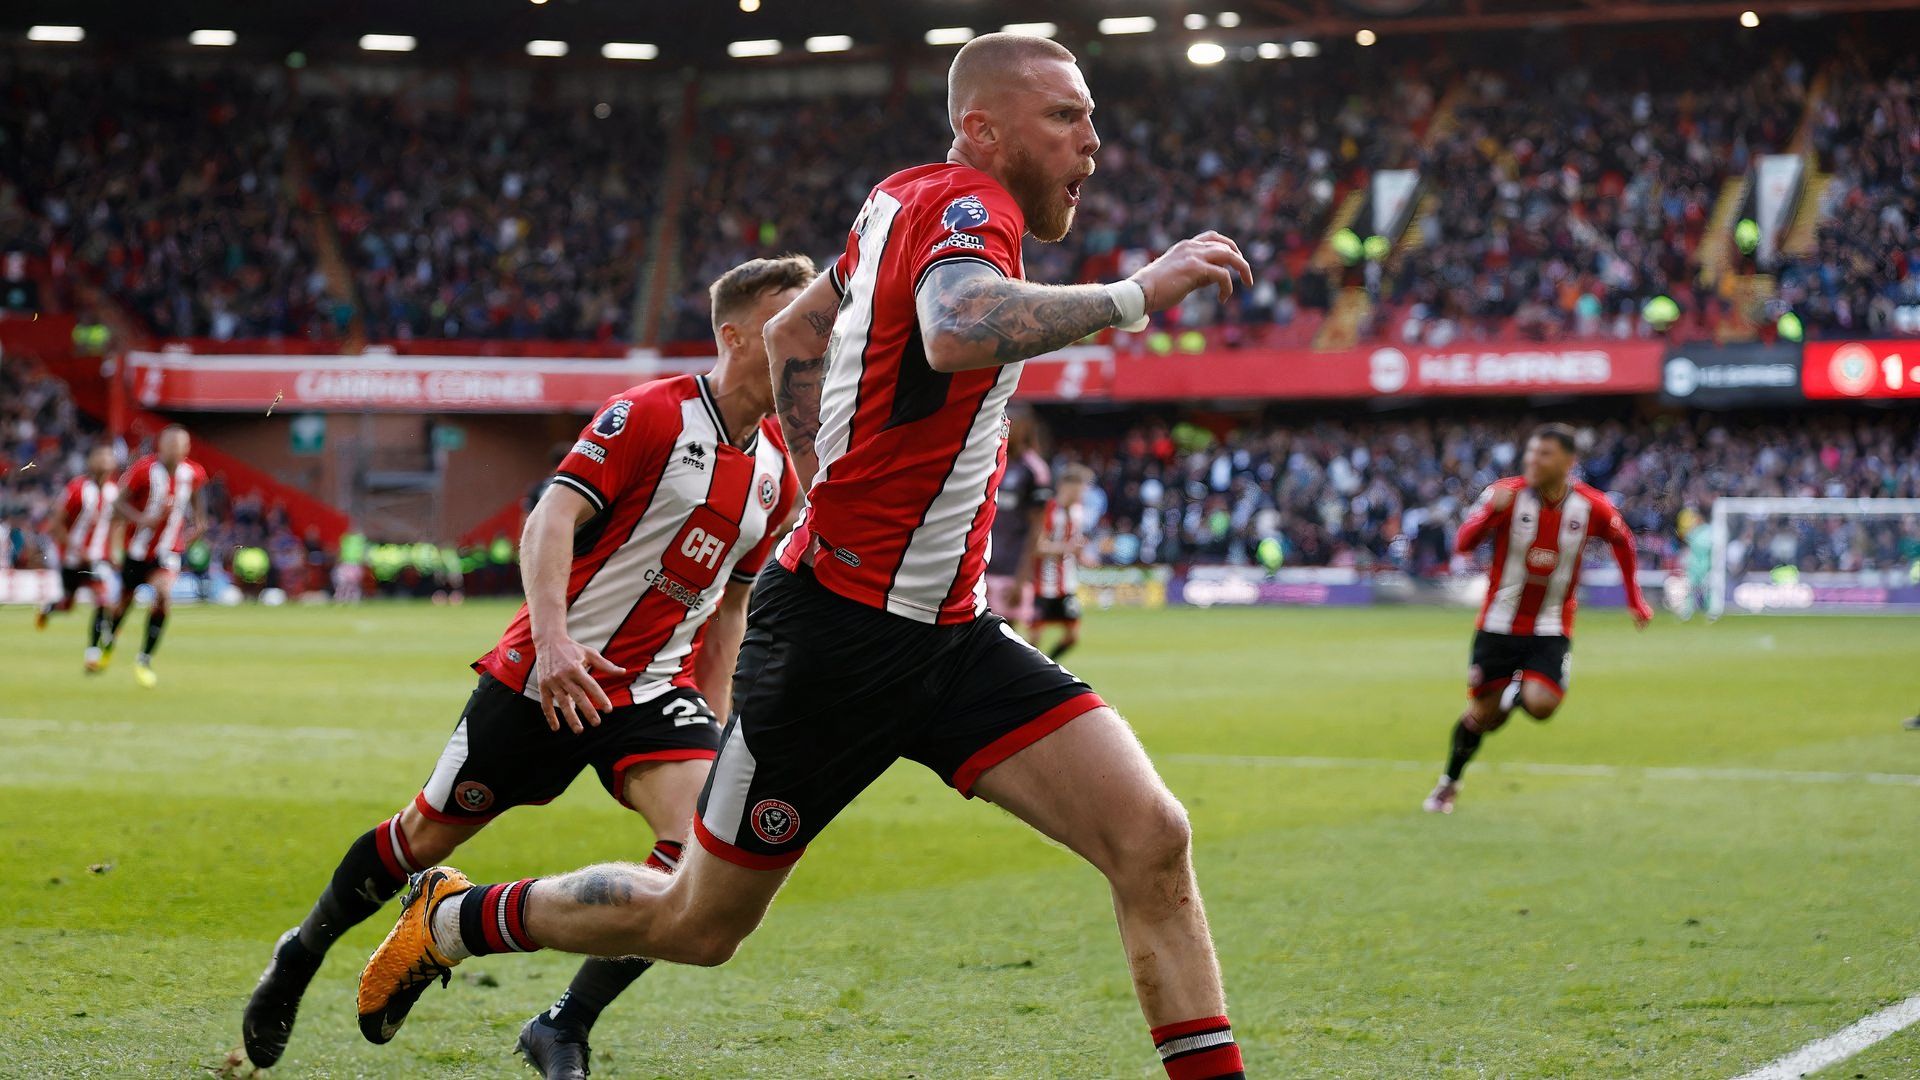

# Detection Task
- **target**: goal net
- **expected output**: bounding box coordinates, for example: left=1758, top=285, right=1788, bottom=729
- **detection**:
left=1706, top=497, right=1920, bottom=617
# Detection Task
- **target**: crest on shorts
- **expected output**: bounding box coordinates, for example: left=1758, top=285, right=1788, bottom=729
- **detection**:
left=943, top=194, right=990, bottom=232
left=593, top=400, right=632, bottom=438
left=750, top=798, right=799, bottom=845
left=758, top=474, right=778, bottom=510
left=454, top=781, right=495, bottom=813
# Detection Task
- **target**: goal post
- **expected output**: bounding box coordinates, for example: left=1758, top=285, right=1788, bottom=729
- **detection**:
left=1707, top=497, right=1920, bottom=618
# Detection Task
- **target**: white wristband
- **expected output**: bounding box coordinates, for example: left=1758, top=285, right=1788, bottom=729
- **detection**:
left=1105, top=279, right=1150, bottom=333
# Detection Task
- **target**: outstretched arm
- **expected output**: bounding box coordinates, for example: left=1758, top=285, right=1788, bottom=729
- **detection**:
left=1603, top=514, right=1653, bottom=628
left=1455, top=485, right=1514, bottom=553
left=917, top=263, right=1124, bottom=372
left=764, top=273, right=840, bottom=489
left=917, top=231, right=1252, bottom=373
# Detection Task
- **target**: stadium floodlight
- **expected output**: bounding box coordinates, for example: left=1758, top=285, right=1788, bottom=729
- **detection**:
left=1217, top=12, right=1242, bottom=28
left=1257, top=42, right=1284, bottom=59
left=1356, top=28, right=1377, bottom=46
left=27, top=25, right=86, bottom=43
left=1186, top=41, right=1226, bottom=65
left=525, top=39, right=568, bottom=57
left=359, top=34, right=417, bottom=53
left=925, top=27, right=974, bottom=46
left=727, top=38, right=782, bottom=57
left=1184, top=14, right=1209, bottom=29
left=1739, top=9, right=1760, bottom=27
left=189, top=29, right=238, bottom=47
left=1098, top=17, right=1157, bottom=36
left=739, top=0, right=760, bottom=10
left=805, top=35, right=854, bottom=53
left=1290, top=39, right=1319, bottom=57
left=601, top=41, right=658, bottom=60
left=1001, top=22, right=1058, bottom=38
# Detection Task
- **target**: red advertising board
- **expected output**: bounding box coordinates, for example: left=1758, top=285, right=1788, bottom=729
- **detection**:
left=1110, top=341, right=1663, bottom=400
left=1802, top=341, right=1920, bottom=399
left=128, top=351, right=662, bottom=412
left=128, top=338, right=1666, bottom=413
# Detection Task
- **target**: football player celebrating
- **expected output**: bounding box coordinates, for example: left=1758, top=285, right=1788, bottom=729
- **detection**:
left=1030, top=463, right=1093, bottom=659
left=1424, top=424, right=1653, bottom=815
left=359, top=34, right=1254, bottom=1080
left=35, top=444, right=120, bottom=669
left=239, top=258, right=806, bottom=1078
left=105, top=425, right=205, bottom=687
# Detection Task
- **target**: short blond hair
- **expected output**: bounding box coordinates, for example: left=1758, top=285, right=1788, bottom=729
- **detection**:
left=948, top=33, right=1077, bottom=133
left=709, top=254, right=817, bottom=333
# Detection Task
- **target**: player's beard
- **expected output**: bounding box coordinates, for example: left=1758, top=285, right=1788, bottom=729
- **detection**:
left=1004, top=141, right=1076, bottom=243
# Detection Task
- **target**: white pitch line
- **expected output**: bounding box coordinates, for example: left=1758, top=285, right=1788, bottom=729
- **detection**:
left=1729, top=993, right=1920, bottom=1079
left=1165, top=753, right=1920, bottom=788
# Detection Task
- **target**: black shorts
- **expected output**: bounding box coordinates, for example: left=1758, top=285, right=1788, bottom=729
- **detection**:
left=414, top=673, right=722, bottom=824
left=60, top=565, right=96, bottom=599
left=119, top=554, right=177, bottom=596
left=695, top=563, right=1103, bottom=869
left=1469, top=630, right=1571, bottom=699
left=1032, top=594, right=1081, bottom=624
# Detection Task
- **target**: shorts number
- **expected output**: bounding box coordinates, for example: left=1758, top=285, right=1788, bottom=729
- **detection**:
left=664, top=697, right=712, bottom=727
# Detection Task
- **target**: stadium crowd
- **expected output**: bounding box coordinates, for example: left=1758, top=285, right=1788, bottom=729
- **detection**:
left=6, top=30, right=1915, bottom=348
left=307, top=95, right=665, bottom=342
left=1781, top=58, right=1920, bottom=338
left=1057, top=411, right=1920, bottom=574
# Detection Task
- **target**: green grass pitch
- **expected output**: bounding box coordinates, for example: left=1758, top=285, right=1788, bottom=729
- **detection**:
left=3, top=601, right=1917, bottom=1077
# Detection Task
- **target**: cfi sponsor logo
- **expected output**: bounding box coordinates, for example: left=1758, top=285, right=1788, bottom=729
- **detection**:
left=454, top=781, right=495, bottom=813
left=758, top=474, right=778, bottom=510
left=593, top=400, right=632, bottom=438
left=1525, top=547, right=1559, bottom=573
left=943, top=194, right=990, bottom=232
left=750, top=798, right=800, bottom=844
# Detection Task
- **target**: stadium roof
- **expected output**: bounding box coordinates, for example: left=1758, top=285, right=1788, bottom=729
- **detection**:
left=6, top=0, right=1914, bottom=66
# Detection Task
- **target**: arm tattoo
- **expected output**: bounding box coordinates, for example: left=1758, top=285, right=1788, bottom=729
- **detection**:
left=803, top=308, right=835, bottom=340
left=774, top=355, right=825, bottom=459
left=569, top=868, right=636, bottom=906
left=922, top=262, right=1119, bottom=366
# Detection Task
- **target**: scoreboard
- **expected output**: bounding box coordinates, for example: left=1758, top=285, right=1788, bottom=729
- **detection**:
left=1803, top=341, right=1920, bottom=399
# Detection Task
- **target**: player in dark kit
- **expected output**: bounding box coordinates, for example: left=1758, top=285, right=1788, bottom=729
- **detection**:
left=35, top=444, right=120, bottom=669
left=1423, top=424, right=1653, bottom=814
left=984, top=405, right=1051, bottom=624
left=360, top=34, right=1255, bottom=1080
left=239, top=258, right=807, bottom=1078
left=106, top=425, right=205, bottom=687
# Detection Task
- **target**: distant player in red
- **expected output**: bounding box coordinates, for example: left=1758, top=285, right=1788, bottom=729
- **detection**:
left=241, top=258, right=808, bottom=1077
left=1424, top=424, right=1653, bottom=814
left=36, top=445, right=119, bottom=666
left=362, top=35, right=1255, bottom=1080
left=106, top=425, right=206, bottom=687
left=1029, top=463, right=1092, bottom=659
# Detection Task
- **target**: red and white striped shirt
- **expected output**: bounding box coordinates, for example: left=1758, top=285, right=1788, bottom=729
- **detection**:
left=121, top=455, right=206, bottom=561
left=779, top=163, right=1028, bottom=625
left=476, top=376, right=799, bottom=708
left=1034, top=499, right=1084, bottom=600
left=1457, top=477, right=1643, bottom=637
left=59, top=475, right=118, bottom=567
